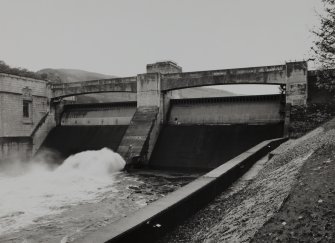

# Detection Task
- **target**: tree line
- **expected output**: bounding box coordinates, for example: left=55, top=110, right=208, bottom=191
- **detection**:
left=312, top=0, right=335, bottom=91
left=0, top=60, right=48, bottom=81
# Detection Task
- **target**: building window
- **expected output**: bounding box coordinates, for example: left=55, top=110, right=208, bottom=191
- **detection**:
left=23, top=101, right=30, bottom=118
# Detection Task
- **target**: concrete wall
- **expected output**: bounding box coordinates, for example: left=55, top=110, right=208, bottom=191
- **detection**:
left=61, top=103, right=136, bottom=126
left=137, top=73, right=162, bottom=107
left=168, top=95, right=283, bottom=125
left=150, top=124, right=284, bottom=170
left=0, top=73, right=56, bottom=160
left=31, top=112, right=56, bottom=154
left=0, top=137, right=32, bottom=161
left=0, top=74, right=50, bottom=137
left=286, top=62, right=308, bottom=106
left=147, top=61, right=182, bottom=74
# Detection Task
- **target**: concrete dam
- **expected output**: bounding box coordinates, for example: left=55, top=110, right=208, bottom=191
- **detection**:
left=0, top=60, right=309, bottom=242
left=38, top=102, right=136, bottom=162
left=39, top=94, right=284, bottom=170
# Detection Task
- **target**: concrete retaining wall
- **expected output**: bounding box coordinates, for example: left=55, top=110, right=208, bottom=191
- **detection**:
left=76, top=138, right=286, bottom=243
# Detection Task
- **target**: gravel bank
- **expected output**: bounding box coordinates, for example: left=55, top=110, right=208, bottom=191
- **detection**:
left=156, top=118, right=335, bottom=243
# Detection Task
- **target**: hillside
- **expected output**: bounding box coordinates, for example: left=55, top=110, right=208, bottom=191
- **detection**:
left=172, top=87, right=235, bottom=98
left=37, top=68, right=116, bottom=83
left=37, top=68, right=128, bottom=103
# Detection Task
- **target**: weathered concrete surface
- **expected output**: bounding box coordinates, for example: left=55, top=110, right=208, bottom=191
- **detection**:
left=75, top=138, right=285, bottom=243
left=161, top=64, right=287, bottom=90
left=147, top=61, right=182, bottom=74
left=50, top=61, right=308, bottom=111
left=117, top=106, right=159, bottom=165
left=51, top=77, right=137, bottom=99
left=286, top=61, right=308, bottom=106
left=161, top=62, right=307, bottom=105
left=137, top=73, right=162, bottom=108
left=60, top=102, right=136, bottom=126
left=168, top=95, right=284, bottom=125
left=31, top=112, right=56, bottom=154
left=0, top=136, right=32, bottom=162
left=150, top=123, right=283, bottom=170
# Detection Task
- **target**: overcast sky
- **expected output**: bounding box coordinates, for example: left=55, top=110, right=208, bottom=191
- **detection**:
left=0, top=0, right=324, bottom=94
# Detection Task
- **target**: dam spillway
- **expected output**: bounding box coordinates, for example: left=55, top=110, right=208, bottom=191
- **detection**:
left=37, top=102, right=137, bottom=162
left=150, top=95, right=285, bottom=170
left=16, top=95, right=285, bottom=241
left=38, top=95, right=285, bottom=167
left=39, top=125, right=128, bottom=161
left=150, top=123, right=283, bottom=170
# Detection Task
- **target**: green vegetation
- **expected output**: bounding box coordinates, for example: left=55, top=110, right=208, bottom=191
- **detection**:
left=312, top=0, right=335, bottom=90
left=0, top=60, right=47, bottom=81
left=290, top=103, right=335, bottom=138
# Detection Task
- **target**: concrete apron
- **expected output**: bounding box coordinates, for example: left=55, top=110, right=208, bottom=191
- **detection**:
left=75, top=137, right=287, bottom=243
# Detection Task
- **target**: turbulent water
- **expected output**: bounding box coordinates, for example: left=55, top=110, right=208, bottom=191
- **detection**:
left=0, top=148, right=125, bottom=240
left=0, top=148, right=197, bottom=242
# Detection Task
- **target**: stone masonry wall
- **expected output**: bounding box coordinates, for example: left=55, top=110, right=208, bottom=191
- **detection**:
left=0, top=73, right=48, bottom=97
left=0, top=93, right=49, bottom=136
left=0, top=74, right=49, bottom=137
left=0, top=73, right=52, bottom=160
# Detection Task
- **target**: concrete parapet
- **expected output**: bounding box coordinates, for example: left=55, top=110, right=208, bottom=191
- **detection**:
left=51, top=77, right=137, bottom=99
left=161, top=64, right=287, bottom=91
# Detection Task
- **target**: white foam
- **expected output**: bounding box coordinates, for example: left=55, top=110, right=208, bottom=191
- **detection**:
left=0, top=148, right=125, bottom=235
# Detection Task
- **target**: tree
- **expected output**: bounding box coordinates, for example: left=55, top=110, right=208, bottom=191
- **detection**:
left=312, top=0, right=335, bottom=90
left=0, top=60, right=47, bottom=81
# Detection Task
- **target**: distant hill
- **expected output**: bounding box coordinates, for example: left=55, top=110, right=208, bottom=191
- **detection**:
left=37, top=68, right=116, bottom=83
left=37, top=68, right=236, bottom=102
left=37, top=68, right=125, bottom=103
left=173, top=87, right=235, bottom=98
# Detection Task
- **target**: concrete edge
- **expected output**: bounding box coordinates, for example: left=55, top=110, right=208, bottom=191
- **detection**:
left=76, top=137, right=287, bottom=243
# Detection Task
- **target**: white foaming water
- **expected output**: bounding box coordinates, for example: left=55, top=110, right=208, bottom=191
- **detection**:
left=0, top=148, right=125, bottom=235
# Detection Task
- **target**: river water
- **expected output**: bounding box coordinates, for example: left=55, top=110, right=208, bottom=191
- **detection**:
left=0, top=148, right=198, bottom=243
